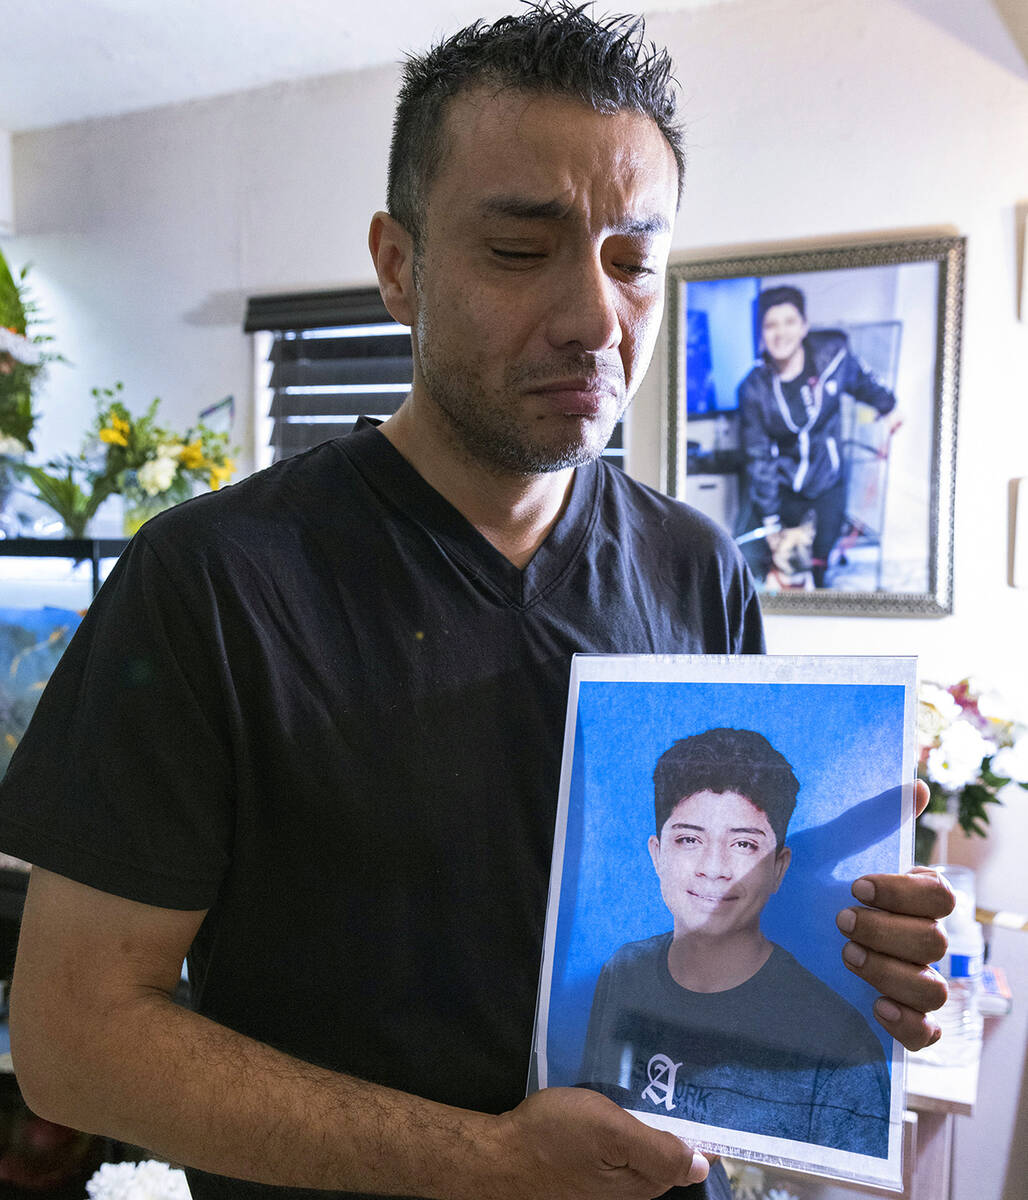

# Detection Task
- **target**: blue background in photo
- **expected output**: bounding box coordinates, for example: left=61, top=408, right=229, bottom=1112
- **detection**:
left=545, top=680, right=907, bottom=1087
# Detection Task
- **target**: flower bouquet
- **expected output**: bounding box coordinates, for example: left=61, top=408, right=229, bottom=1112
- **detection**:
left=0, top=251, right=62, bottom=532
left=0, top=249, right=51, bottom=458
left=90, top=383, right=236, bottom=533
left=16, top=384, right=236, bottom=537
left=916, top=678, right=1028, bottom=862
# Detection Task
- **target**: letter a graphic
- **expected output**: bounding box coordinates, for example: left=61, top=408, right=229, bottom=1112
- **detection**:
left=641, top=1053, right=681, bottom=1112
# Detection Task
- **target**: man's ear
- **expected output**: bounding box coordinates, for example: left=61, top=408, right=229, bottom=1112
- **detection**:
left=648, top=833, right=662, bottom=875
left=368, top=211, right=416, bottom=328
left=772, top=844, right=791, bottom=892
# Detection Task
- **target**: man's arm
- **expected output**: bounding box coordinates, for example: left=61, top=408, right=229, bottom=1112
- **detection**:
left=12, top=869, right=708, bottom=1200
left=836, top=781, right=954, bottom=1052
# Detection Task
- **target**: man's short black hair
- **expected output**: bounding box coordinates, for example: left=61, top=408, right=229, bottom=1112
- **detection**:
left=653, top=727, right=799, bottom=846
left=757, top=285, right=807, bottom=328
left=387, top=1, right=685, bottom=249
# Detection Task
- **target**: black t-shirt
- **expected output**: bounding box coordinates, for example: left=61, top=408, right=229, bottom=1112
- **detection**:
left=779, top=353, right=816, bottom=429
left=0, top=424, right=762, bottom=1200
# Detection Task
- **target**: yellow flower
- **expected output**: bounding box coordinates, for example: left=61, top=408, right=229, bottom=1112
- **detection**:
left=99, top=414, right=130, bottom=446
left=208, top=459, right=235, bottom=491
left=178, top=440, right=205, bottom=469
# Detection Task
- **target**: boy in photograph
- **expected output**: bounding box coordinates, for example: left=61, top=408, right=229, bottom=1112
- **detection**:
left=737, top=285, right=898, bottom=587
left=580, top=727, right=891, bottom=1158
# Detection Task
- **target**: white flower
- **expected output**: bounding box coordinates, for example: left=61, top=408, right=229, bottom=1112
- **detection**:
left=992, top=732, right=1028, bottom=784
left=918, top=683, right=961, bottom=745
left=0, top=325, right=41, bottom=365
left=767, top=1190, right=799, bottom=1200
left=86, top=1160, right=190, bottom=1200
left=157, top=441, right=184, bottom=460
left=926, top=721, right=992, bottom=789
left=138, top=455, right=178, bottom=496
left=975, top=689, right=1009, bottom=722
left=0, top=435, right=27, bottom=456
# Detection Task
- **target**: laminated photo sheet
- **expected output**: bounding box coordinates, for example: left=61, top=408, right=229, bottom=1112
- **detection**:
left=530, top=654, right=917, bottom=1191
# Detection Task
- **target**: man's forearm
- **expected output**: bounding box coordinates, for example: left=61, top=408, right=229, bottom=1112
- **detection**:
left=17, top=991, right=500, bottom=1199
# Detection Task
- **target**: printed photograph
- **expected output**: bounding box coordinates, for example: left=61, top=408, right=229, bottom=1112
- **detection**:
left=532, top=654, right=917, bottom=1190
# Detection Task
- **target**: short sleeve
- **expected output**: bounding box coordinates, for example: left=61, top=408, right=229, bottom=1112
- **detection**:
left=0, top=532, right=235, bottom=909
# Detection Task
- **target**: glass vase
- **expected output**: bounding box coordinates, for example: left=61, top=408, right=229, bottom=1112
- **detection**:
left=915, top=790, right=959, bottom=865
left=123, top=489, right=175, bottom=536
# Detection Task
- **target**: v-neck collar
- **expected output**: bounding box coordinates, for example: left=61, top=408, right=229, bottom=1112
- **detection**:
left=333, top=421, right=601, bottom=610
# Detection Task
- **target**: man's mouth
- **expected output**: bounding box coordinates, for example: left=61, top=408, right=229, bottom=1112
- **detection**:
left=531, top=379, right=615, bottom=416
left=687, top=890, right=734, bottom=905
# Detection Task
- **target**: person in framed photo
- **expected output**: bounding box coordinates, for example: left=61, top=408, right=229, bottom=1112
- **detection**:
left=736, top=285, right=898, bottom=588
left=580, top=727, right=891, bottom=1158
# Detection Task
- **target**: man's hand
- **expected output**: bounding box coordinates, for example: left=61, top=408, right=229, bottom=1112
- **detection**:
left=490, top=1087, right=708, bottom=1200
left=836, top=780, right=955, bottom=1051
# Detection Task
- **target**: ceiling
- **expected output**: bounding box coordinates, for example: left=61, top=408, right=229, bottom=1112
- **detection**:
left=4, top=0, right=1026, bottom=134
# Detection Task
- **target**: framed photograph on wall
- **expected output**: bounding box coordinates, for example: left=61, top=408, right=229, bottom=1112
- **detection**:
left=665, top=236, right=965, bottom=615
left=530, top=652, right=918, bottom=1191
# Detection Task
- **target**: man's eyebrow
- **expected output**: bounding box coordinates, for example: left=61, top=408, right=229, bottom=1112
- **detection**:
left=479, top=195, right=567, bottom=221
left=478, top=195, right=670, bottom=235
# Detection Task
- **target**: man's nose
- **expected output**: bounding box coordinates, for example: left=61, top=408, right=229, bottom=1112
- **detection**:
left=545, top=253, right=622, bottom=353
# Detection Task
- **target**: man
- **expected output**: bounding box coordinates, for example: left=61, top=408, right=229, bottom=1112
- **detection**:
left=0, top=7, right=950, bottom=1200
left=581, top=728, right=890, bottom=1158
left=737, top=285, right=898, bottom=587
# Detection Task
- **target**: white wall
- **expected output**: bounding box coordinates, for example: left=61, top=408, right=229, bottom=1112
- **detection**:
left=6, top=2, right=1028, bottom=1196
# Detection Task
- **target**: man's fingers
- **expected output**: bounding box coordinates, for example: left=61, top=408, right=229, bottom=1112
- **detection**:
left=605, top=1115, right=708, bottom=1189
left=850, top=868, right=955, bottom=920
left=870, top=997, right=943, bottom=1053
left=836, top=906, right=947, bottom=965
left=840, top=941, right=948, bottom=1017
left=503, top=1086, right=709, bottom=1198
left=913, top=779, right=930, bottom=817
left=631, top=1130, right=709, bottom=1189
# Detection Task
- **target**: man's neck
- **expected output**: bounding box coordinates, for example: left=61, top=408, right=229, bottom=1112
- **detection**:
left=379, top=401, right=576, bottom=570
left=665, top=928, right=773, bottom=994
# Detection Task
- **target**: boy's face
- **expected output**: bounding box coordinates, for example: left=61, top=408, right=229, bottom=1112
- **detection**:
left=648, top=789, right=790, bottom=940
left=760, top=301, right=808, bottom=368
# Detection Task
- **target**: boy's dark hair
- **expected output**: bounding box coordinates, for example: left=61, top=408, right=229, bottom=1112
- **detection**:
left=387, top=1, right=685, bottom=249
left=653, top=727, right=799, bottom=847
left=757, top=285, right=807, bottom=327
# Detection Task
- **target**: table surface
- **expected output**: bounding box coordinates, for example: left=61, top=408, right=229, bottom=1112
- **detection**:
left=907, top=1044, right=981, bottom=1116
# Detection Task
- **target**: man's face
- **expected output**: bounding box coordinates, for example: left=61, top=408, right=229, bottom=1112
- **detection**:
left=406, top=87, right=679, bottom=474
left=648, top=789, right=790, bottom=941
left=760, top=302, right=808, bottom=369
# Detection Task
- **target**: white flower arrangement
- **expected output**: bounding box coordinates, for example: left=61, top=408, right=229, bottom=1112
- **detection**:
left=917, top=678, right=1028, bottom=852
left=86, top=1160, right=191, bottom=1200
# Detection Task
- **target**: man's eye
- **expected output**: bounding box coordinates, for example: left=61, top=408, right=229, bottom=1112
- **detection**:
left=616, top=263, right=655, bottom=277
left=491, top=248, right=544, bottom=262
left=734, top=839, right=759, bottom=852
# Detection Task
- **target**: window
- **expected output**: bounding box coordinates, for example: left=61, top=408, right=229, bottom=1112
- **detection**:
left=245, top=288, right=412, bottom=468
left=245, top=287, right=626, bottom=471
